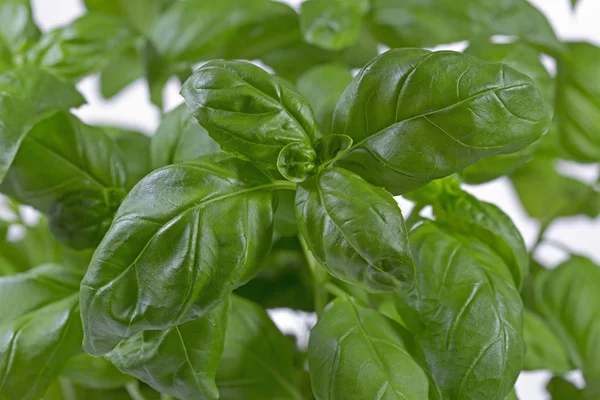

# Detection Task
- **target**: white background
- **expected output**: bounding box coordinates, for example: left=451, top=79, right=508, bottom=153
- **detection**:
left=28, top=0, right=600, bottom=398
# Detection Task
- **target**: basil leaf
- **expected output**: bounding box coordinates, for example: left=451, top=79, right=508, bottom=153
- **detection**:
left=0, top=0, right=40, bottom=62
left=555, top=42, right=600, bottom=162
left=433, top=188, right=528, bottom=288
left=0, top=67, right=84, bottom=182
left=296, top=64, right=353, bottom=134
left=107, top=299, right=229, bottom=400
left=510, top=155, right=600, bottom=219
left=296, top=167, right=414, bottom=292
left=99, top=48, right=143, bottom=99
left=409, top=222, right=524, bottom=400
left=62, top=353, right=134, bottom=390
left=546, top=377, right=585, bottom=400
left=181, top=60, right=319, bottom=167
left=80, top=153, right=277, bottom=355
left=535, top=256, right=600, bottom=385
left=368, top=0, right=564, bottom=55
left=216, top=295, right=304, bottom=400
left=26, top=13, right=135, bottom=82
left=151, top=104, right=220, bottom=169
left=506, top=388, right=519, bottom=400
left=308, top=298, right=429, bottom=399
left=523, top=309, right=572, bottom=374
left=331, top=49, right=553, bottom=195
left=103, top=127, right=152, bottom=189
left=0, top=264, right=83, bottom=400
left=84, top=0, right=175, bottom=35
left=300, top=0, right=365, bottom=50
left=1, top=112, right=128, bottom=249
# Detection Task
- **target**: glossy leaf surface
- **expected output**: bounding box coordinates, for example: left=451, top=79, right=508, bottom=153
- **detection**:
left=62, top=353, right=134, bottom=390
left=331, top=49, right=553, bottom=194
left=0, top=67, right=84, bottom=182
left=81, top=153, right=277, bottom=355
left=0, top=264, right=83, bottom=400
left=409, top=222, right=524, bottom=400
left=182, top=60, right=319, bottom=166
left=296, top=167, right=414, bottom=292
left=308, top=298, right=429, bottom=399
left=108, top=300, right=229, bottom=400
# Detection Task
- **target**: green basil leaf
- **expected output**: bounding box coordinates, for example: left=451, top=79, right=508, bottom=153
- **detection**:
left=555, top=42, right=600, bottom=162
left=296, top=64, right=353, bottom=134
left=0, top=0, right=40, bottom=62
left=460, top=149, right=536, bottom=185
left=510, top=155, right=600, bottom=219
left=409, top=222, right=524, bottom=400
left=72, top=386, right=133, bottom=400
left=433, top=188, right=528, bottom=288
left=103, top=127, right=152, bottom=189
left=368, top=0, right=564, bottom=55
left=107, top=299, right=229, bottom=400
left=0, top=264, right=83, bottom=400
left=273, top=189, right=299, bottom=237
left=506, top=388, right=519, bottom=400
left=216, top=295, right=304, bottom=400
left=26, top=13, right=135, bottom=82
left=300, top=0, right=365, bottom=51
left=331, top=49, right=553, bottom=195
left=80, top=153, right=277, bottom=355
left=571, top=0, right=582, bottom=9
left=84, top=0, right=175, bottom=35
left=62, top=353, right=133, bottom=390
left=535, top=256, right=600, bottom=384
left=181, top=60, right=319, bottom=166
left=151, top=104, right=220, bottom=169
left=277, top=142, right=317, bottom=182
left=296, top=167, right=414, bottom=292
left=0, top=67, right=85, bottom=183
left=546, top=377, right=584, bottom=400
left=523, top=309, right=572, bottom=374
left=1, top=112, right=128, bottom=249
left=308, top=298, right=429, bottom=399
left=99, top=48, right=143, bottom=99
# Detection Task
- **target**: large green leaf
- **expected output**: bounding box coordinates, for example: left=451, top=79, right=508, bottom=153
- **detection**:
left=0, top=67, right=84, bottom=182
left=0, top=264, right=83, bottom=400
left=510, top=155, right=600, bottom=219
left=535, top=256, right=600, bottom=387
left=80, top=153, right=278, bottom=355
left=368, top=0, right=564, bottom=55
left=296, top=167, right=414, bottom=292
left=330, top=49, right=553, bottom=195
left=523, top=309, right=572, bottom=374
left=408, top=222, right=524, bottom=400
left=181, top=60, right=319, bottom=167
left=308, top=298, right=429, bottom=399
left=107, top=300, right=229, bottom=400
left=216, top=296, right=304, bottom=400
left=296, top=64, right=353, bottom=134
left=433, top=187, right=528, bottom=288
left=299, top=0, right=366, bottom=50
left=150, top=104, right=220, bottom=169
left=1, top=112, right=128, bottom=249
left=0, top=0, right=40, bottom=65
left=84, top=0, right=175, bottom=35
left=25, top=13, right=135, bottom=81
left=555, top=42, right=600, bottom=162
left=62, top=353, right=133, bottom=390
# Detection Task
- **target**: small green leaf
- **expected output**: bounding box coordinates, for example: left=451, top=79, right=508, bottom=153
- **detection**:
left=0, top=265, right=83, bottom=400
left=0, top=0, right=40, bottom=62
left=546, top=377, right=584, bottom=400
left=62, top=353, right=134, bottom=390
left=296, top=64, right=353, bottom=134
left=181, top=60, right=319, bottom=167
left=99, top=48, right=143, bottom=99
left=308, top=298, right=429, bottom=399
left=80, top=153, right=277, bottom=355
left=107, top=299, right=229, bottom=400
left=331, top=49, right=553, bottom=195
left=535, top=256, right=600, bottom=385
left=314, top=134, right=353, bottom=165
left=296, top=167, right=414, bottom=292
left=408, top=222, right=524, bottom=400
left=150, top=104, right=220, bottom=169
left=300, top=0, right=364, bottom=50
left=25, top=13, right=135, bottom=81
left=103, top=127, right=153, bottom=189
left=523, top=309, right=572, bottom=374
left=277, top=142, right=317, bottom=182
left=216, top=296, right=304, bottom=400
left=84, top=0, right=175, bottom=35
left=0, top=67, right=84, bottom=183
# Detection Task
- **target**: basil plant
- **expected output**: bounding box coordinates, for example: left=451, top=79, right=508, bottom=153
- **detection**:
left=0, top=0, right=598, bottom=399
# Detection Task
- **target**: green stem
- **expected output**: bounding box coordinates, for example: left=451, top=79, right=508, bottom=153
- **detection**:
left=273, top=180, right=297, bottom=191
left=59, top=378, right=77, bottom=400
left=324, top=283, right=350, bottom=299
left=405, top=204, right=425, bottom=231
left=531, top=219, right=553, bottom=254
left=126, top=382, right=148, bottom=400
left=299, top=234, right=329, bottom=314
